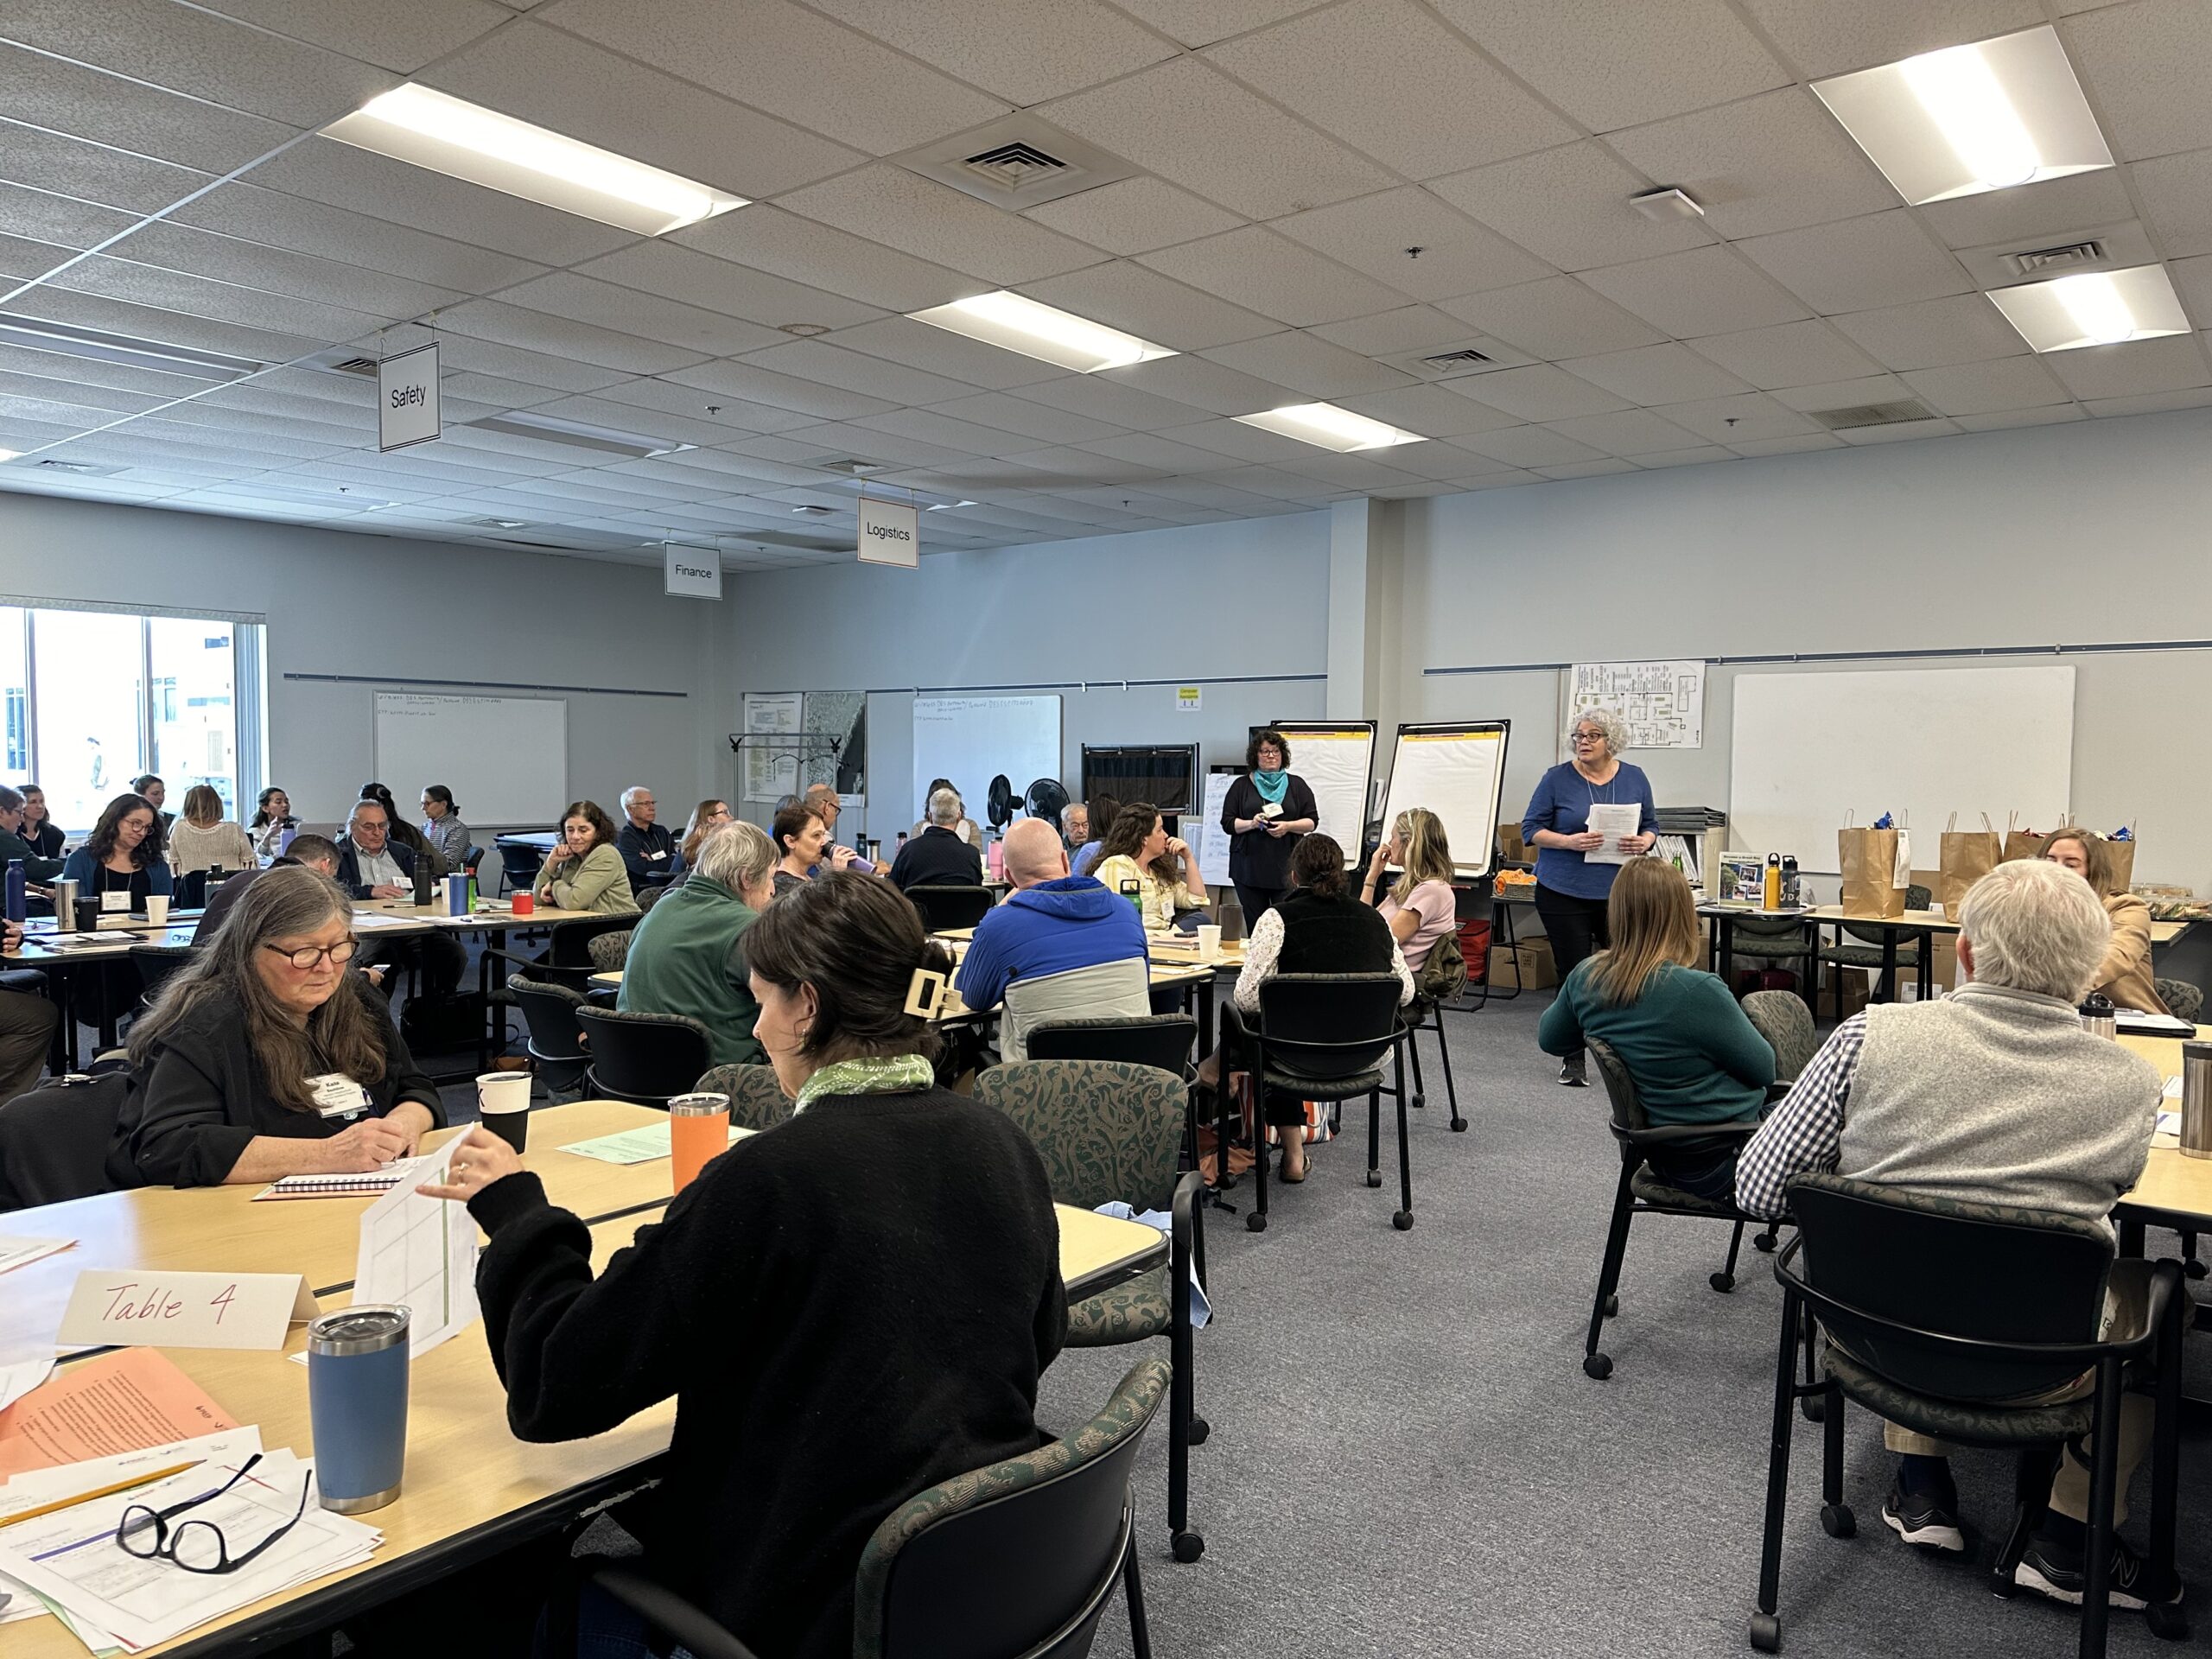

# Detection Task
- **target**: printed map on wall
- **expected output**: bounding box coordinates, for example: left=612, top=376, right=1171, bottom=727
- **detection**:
left=1567, top=659, right=1706, bottom=751
left=804, top=691, right=866, bottom=804
left=741, top=693, right=803, bottom=804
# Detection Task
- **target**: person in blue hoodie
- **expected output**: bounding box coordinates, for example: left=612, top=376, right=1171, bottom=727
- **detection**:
left=955, top=818, right=1151, bottom=1059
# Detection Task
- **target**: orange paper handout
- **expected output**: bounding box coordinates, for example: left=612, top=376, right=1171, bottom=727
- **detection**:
left=0, top=1347, right=236, bottom=1478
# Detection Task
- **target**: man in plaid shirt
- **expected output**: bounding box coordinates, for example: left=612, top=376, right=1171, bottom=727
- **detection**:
left=1735, top=860, right=2165, bottom=1610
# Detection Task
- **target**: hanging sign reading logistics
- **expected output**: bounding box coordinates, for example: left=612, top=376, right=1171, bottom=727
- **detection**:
left=857, top=497, right=919, bottom=568
left=377, top=341, right=440, bottom=453
left=664, top=543, right=722, bottom=599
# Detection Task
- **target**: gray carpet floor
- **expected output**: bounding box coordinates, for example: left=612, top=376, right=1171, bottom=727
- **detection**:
left=1047, top=991, right=2212, bottom=1659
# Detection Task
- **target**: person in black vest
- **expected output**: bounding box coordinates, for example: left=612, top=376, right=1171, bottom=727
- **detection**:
left=887, top=787, right=984, bottom=892
left=1204, top=834, right=1413, bottom=1182
left=1219, top=728, right=1319, bottom=931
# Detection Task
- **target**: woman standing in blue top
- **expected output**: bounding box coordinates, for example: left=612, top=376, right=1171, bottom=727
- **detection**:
left=1521, top=709, right=1657, bottom=1086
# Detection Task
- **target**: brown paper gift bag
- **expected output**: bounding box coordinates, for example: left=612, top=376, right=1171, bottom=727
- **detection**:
left=1939, top=812, right=2000, bottom=918
left=2107, top=823, right=2136, bottom=891
left=1839, top=818, right=1907, bottom=918
left=1999, top=812, right=2046, bottom=863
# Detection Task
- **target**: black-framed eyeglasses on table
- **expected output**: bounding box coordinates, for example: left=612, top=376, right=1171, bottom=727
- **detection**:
left=114, top=1453, right=312, bottom=1574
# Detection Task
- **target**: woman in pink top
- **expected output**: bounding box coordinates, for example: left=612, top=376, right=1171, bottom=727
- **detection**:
left=1362, top=807, right=1458, bottom=973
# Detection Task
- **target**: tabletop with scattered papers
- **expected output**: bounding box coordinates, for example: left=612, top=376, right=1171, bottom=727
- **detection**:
left=558, top=1122, right=756, bottom=1166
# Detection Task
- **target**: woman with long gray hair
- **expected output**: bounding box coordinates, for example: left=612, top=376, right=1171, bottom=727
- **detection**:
left=114, top=865, right=441, bottom=1186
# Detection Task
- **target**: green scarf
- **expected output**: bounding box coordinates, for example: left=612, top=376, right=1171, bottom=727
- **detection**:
left=793, top=1052, right=934, bottom=1114
left=1252, top=767, right=1291, bottom=806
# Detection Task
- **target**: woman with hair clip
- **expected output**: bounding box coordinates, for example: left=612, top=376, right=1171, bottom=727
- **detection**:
left=1536, top=857, right=1774, bottom=1199
left=1363, top=806, right=1459, bottom=975
left=419, top=872, right=1067, bottom=1659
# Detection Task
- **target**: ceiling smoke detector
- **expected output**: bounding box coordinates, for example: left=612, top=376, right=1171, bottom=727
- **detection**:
left=778, top=322, right=831, bottom=337
left=896, top=114, right=1138, bottom=208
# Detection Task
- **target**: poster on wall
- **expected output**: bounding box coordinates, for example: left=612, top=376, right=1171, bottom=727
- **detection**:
left=741, top=692, right=803, bottom=804
left=1565, top=659, right=1705, bottom=753
left=803, top=690, right=866, bottom=804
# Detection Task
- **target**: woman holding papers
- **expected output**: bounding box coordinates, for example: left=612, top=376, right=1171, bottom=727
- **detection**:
left=1220, top=729, right=1318, bottom=928
left=113, top=867, right=440, bottom=1186
left=2042, top=826, right=2171, bottom=1016
left=422, top=872, right=1064, bottom=1659
left=1521, top=709, right=1657, bottom=1086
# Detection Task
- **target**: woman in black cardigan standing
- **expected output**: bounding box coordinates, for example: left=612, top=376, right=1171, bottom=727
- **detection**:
left=422, top=872, right=1067, bottom=1659
left=1219, top=728, right=1319, bottom=929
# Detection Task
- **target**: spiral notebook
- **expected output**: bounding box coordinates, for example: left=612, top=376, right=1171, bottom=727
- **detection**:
left=251, top=1157, right=425, bottom=1202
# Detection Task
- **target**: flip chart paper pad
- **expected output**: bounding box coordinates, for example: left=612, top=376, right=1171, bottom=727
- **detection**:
left=1380, top=724, right=1510, bottom=879
left=56, top=1271, right=317, bottom=1352
left=1195, top=767, right=1238, bottom=891
left=1258, top=723, right=1375, bottom=867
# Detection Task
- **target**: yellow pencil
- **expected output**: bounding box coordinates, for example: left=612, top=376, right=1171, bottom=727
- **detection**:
left=0, top=1460, right=202, bottom=1527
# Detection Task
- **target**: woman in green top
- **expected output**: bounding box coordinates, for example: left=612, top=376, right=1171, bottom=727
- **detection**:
left=1538, top=856, right=1774, bottom=1199
left=534, top=799, right=640, bottom=917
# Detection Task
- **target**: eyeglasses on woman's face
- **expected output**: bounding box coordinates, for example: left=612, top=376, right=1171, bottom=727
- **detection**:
left=262, top=939, right=359, bottom=971
left=1573, top=730, right=1606, bottom=747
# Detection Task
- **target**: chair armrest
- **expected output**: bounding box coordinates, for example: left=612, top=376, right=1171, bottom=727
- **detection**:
left=590, top=1565, right=763, bottom=1659
left=1171, top=1167, right=1203, bottom=1312
left=1624, top=1121, right=1761, bottom=1149
left=2098, top=1258, right=2183, bottom=1361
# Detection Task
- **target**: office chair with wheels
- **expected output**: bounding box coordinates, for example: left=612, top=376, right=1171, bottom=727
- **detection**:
left=579, top=1357, right=1167, bottom=1659
left=493, top=841, right=544, bottom=898
left=1739, top=989, right=1817, bottom=1084
left=575, top=1007, right=713, bottom=1109
left=587, top=929, right=632, bottom=972
left=1820, top=883, right=1934, bottom=1014
left=906, top=885, right=994, bottom=932
left=1751, top=1173, right=2186, bottom=1658
left=692, top=1062, right=794, bottom=1133
left=1405, top=926, right=1468, bottom=1133
left=505, top=974, right=589, bottom=1103
left=0, top=1071, right=137, bottom=1209
left=130, top=944, right=197, bottom=1007
left=1027, top=1015, right=1200, bottom=1179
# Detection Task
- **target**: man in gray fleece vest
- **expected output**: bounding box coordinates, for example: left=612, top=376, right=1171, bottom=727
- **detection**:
left=1738, top=859, right=2167, bottom=1610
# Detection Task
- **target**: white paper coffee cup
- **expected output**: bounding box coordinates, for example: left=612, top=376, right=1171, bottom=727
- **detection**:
left=145, top=893, right=168, bottom=926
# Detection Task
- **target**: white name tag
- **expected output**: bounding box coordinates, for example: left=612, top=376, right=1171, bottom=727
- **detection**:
left=99, top=890, right=130, bottom=912
left=646, top=849, right=668, bottom=861
left=309, top=1073, right=372, bottom=1118
left=57, top=1270, right=319, bottom=1351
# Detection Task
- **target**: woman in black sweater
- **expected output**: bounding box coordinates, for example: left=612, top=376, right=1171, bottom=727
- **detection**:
left=1219, top=728, right=1319, bottom=929
left=424, top=872, right=1067, bottom=1659
left=113, top=866, right=439, bottom=1187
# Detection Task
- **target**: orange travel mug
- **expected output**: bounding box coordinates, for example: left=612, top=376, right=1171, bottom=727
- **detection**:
left=668, top=1093, right=731, bottom=1193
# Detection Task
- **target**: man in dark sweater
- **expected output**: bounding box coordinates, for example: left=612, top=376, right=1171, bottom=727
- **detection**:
left=614, top=785, right=678, bottom=892
left=888, top=787, right=984, bottom=891
left=194, top=835, right=340, bottom=942
left=0, top=785, right=64, bottom=883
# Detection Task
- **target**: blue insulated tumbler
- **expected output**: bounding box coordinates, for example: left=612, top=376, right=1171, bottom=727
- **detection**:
left=308, top=1306, right=410, bottom=1514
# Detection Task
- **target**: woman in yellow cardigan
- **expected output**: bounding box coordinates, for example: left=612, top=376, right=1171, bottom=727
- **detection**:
left=2041, top=826, right=2167, bottom=1015
left=535, top=800, right=640, bottom=917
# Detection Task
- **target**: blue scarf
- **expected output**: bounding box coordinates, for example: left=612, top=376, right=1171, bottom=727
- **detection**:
left=1252, top=767, right=1290, bottom=806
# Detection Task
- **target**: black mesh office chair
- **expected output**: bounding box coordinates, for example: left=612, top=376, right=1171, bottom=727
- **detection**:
left=505, top=973, right=589, bottom=1102
left=493, top=840, right=544, bottom=898
left=575, top=1007, right=713, bottom=1109
left=906, top=885, right=995, bottom=932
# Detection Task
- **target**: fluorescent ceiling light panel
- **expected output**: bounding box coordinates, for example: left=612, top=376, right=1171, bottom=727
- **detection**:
left=323, top=84, right=746, bottom=236
left=0, top=314, right=262, bottom=381
left=1811, top=27, right=2111, bottom=205
left=0, top=450, right=20, bottom=463
left=462, top=411, right=694, bottom=460
left=907, top=291, right=1174, bottom=373
left=1986, top=264, right=2189, bottom=352
left=925, top=499, right=979, bottom=510
left=1232, top=403, right=1427, bottom=453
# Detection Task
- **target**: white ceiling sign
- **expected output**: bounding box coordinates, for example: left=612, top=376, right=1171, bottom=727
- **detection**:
left=664, top=543, right=723, bottom=599
left=857, top=498, right=919, bottom=569
left=377, top=341, right=440, bottom=454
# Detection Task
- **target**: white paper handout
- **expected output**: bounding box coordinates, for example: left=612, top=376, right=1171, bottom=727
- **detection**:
left=352, top=1141, right=478, bottom=1357
left=0, top=1237, right=73, bottom=1277
left=1581, top=803, right=1645, bottom=866
left=0, top=1357, right=54, bottom=1414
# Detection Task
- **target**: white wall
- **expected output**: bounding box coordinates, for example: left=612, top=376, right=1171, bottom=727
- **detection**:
left=1399, top=408, right=2212, bottom=888
left=0, top=493, right=721, bottom=830
left=721, top=513, right=1332, bottom=842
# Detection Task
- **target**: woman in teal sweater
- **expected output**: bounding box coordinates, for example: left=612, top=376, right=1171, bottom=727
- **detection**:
left=1539, top=857, right=1775, bottom=1199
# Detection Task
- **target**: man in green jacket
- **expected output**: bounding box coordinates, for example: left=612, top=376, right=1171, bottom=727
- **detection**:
left=619, top=819, right=775, bottom=1067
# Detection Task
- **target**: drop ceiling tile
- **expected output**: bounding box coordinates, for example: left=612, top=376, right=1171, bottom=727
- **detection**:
left=1019, top=178, right=1243, bottom=258
left=589, top=377, right=817, bottom=435
left=1308, top=307, right=1472, bottom=356
left=1582, top=246, right=1811, bottom=335
left=1040, top=56, right=1395, bottom=221
left=48, top=254, right=386, bottom=339
left=1428, top=143, right=1713, bottom=274
left=1453, top=424, right=1608, bottom=468
left=1559, top=343, right=1748, bottom=404
left=804, top=0, right=1175, bottom=105
left=1017, top=261, right=1281, bottom=352
left=1735, top=0, right=2044, bottom=79
left=1829, top=294, right=2030, bottom=371
left=497, top=273, right=784, bottom=357
left=1651, top=391, right=1824, bottom=443
left=2082, top=387, right=2212, bottom=416
left=1007, top=445, right=1171, bottom=483
left=510, top=395, right=770, bottom=451
left=925, top=391, right=1127, bottom=446
left=1271, top=188, right=1554, bottom=302
left=435, top=298, right=712, bottom=375
left=1770, top=373, right=1914, bottom=412
left=669, top=361, right=897, bottom=421
left=423, top=21, right=861, bottom=202
left=389, top=332, right=632, bottom=395
left=158, top=402, right=364, bottom=448
left=821, top=315, right=1067, bottom=390
left=1632, top=445, right=1741, bottom=466
left=570, top=244, right=881, bottom=337
left=1738, top=211, right=1972, bottom=315
left=186, top=0, right=512, bottom=73
left=552, top=0, right=1009, bottom=156
left=1834, top=417, right=1961, bottom=444
left=1096, top=354, right=1297, bottom=416
left=170, top=182, right=549, bottom=292
left=103, top=222, right=465, bottom=321
left=1424, top=0, right=1789, bottom=130
left=1900, top=356, right=2071, bottom=415
left=1012, top=372, right=1217, bottom=431
left=739, top=336, right=988, bottom=407
left=770, top=165, right=1106, bottom=287
left=1077, top=431, right=1255, bottom=474
left=1358, top=438, right=1509, bottom=480
left=0, top=369, right=169, bottom=416
left=0, top=391, right=138, bottom=430
left=1688, top=320, right=1885, bottom=389
left=1915, top=167, right=2134, bottom=251
left=1450, top=469, right=1544, bottom=490
left=0, top=183, right=140, bottom=251
left=1447, top=363, right=1630, bottom=421
left=1205, top=0, right=1575, bottom=179
left=1542, top=408, right=1705, bottom=455
left=243, top=139, right=635, bottom=266
left=1951, top=405, right=2088, bottom=429
left=2168, top=254, right=2212, bottom=326
left=1435, top=276, right=1665, bottom=359
left=0, top=47, right=299, bottom=175
left=2127, top=150, right=2212, bottom=260
left=1159, top=416, right=1351, bottom=464
left=1335, top=383, right=1527, bottom=435
left=1198, top=332, right=1416, bottom=397
left=1728, top=432, right=1847, bottom=454
left=1107, top=0, right=1331, bottom=48
left=671, top=205, right=976, bottom=315
left=0, top=343, right=205, bottom=399
left=2046, top=334, right=2212, bottom=399
left=2067, top=0, right=2212, bottom=162
left=0, top=122, right=211, bottom=216
left=1136, top=226, right=1409, bottom=326
left=1605, top=88, right=1898, bottom=239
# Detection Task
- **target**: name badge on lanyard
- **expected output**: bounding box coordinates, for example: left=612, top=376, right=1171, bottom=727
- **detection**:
left=100, top=889, right=130, bottom=913
left=308, top=1073, right=373, bottom=1121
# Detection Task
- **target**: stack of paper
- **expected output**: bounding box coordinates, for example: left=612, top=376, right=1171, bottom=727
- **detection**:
left=558, top=1122, right=756, bottom=1165
left=0, top=1447, right=381, bottom=1649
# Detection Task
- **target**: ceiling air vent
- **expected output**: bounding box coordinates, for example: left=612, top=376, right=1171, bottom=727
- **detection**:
left=2011, top=240, right=2104, bottom=277
left=1807, top=399, right=1939, bottom=430
left=790, top=504, right=836, bottom=517
left=325, top=356, right=380, bottom=378
left=897, top=114, right=1139, bottom=208
left=35, top=459, right=121, bottom=476
left=1421, top=348, right=1494, bottom=371
left=803, top=456, right=889, bottom=475
left=961, top=142, right=1068, bottom=193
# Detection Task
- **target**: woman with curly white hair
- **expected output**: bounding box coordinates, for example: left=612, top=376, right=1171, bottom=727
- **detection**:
left=1521, top=707, right=1658, bottom=1085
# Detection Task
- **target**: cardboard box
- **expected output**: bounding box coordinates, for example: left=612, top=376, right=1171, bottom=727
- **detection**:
left=1497, top=822, right=1528, bottom=865
left=1490, top=938, right=1557, bottom=990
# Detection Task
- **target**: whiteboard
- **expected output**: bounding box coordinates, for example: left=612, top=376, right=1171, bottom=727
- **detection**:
left=1729, top=666, right=2075, bottom=874
left=1259, top=721, right=1376, bottom=867
left=912, top=696, right=1061, bottom=826
left=1195, top=766, right=1241, bottom=891
left=1381, top=721, right=1510, bottom=879
left=373, top=693, right=567, bottom=826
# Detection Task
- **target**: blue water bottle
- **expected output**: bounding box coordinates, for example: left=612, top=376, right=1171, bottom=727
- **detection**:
left=4, top=860, right=25, bottom=925
left=278, top=824, right=297, bottom=856
left=307, top=1306, right=410, bottom=1514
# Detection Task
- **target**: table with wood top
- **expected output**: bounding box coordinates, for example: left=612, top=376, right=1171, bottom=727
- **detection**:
left=2113, top=1024, right=2212, bottom=1249
left=4, top=1103, right=1165, bottom=1659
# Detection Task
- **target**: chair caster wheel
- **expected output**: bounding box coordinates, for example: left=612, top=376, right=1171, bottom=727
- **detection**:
left=2145, top=1599, right=2189, bottom=1639
left=1754, top=1232, right=1778, bottom=1254
left=1820, top=1503, right=1855, bottom=1539
left=1710, top=1272, right=1735, bottom=1294
left=1749, top=1611, right=1781, bottom=1652
left=1172, top=1530, right=1205, bottom=1564
left=1583, top=1352, right=1612, bottom=1380
left=1364, top=1170, right=1382, bottom=1188
left=1801, top=1395, right=1824, bottom=1423
left=1449, top=1116, right=1467, bottom=1132
left=1392, top=1210, right=1413, bottom=1230
left=1604, top=1294, right=1618, bottom=1317
left=1186, top=1417, right=1209, bottom=1446
left=2187, top=1257, right=2208, bottom=1281
left=1246, top=1212, right=1267, bottom=1233
left=1411, top=1093, right=1425, bottom=1110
